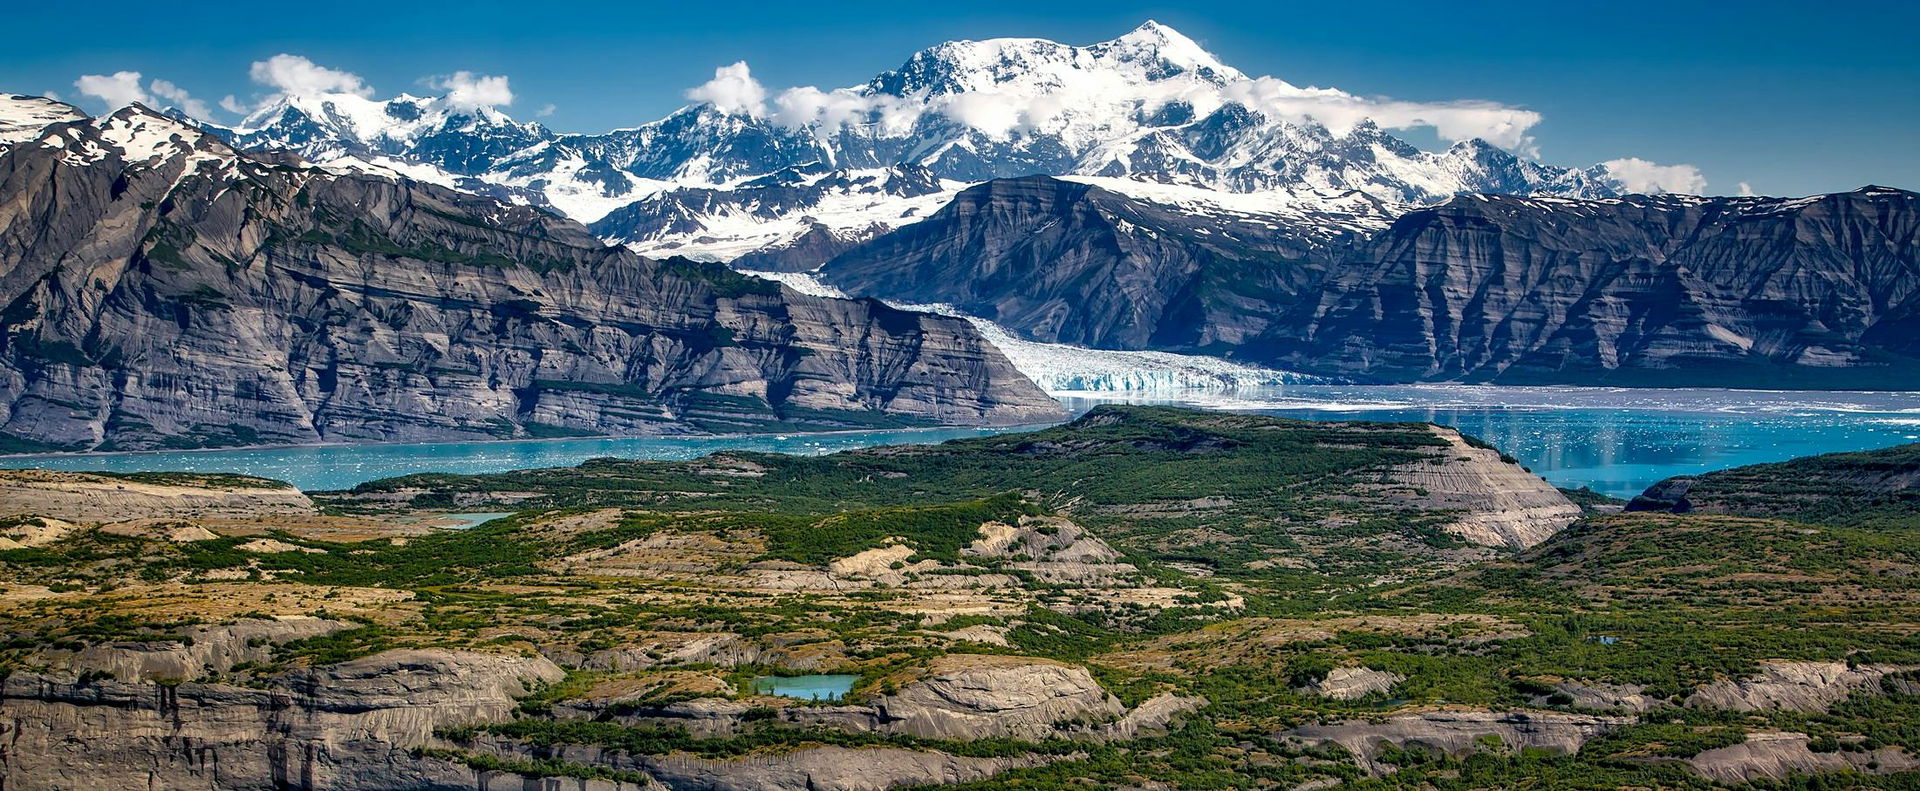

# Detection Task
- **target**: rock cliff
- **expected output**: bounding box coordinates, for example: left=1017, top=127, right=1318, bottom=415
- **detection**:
left=0, top=97, right=1059, bottom=452
left=1276, top=188, right=1920, bottom=387
left=0, top=620, right=568, bottom=791
left=820, top=176, right=1381, bottom=351
left=0, top=469, right=315, bottom=521
left=823, top=177, right=1920, bottom=388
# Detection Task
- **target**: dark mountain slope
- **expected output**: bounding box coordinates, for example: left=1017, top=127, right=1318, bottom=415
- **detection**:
left=818, top=176, right=1383, bottom=351
left=0, top=100, right=1060, bottom=452
left=822, top=177, right=1920, bottom=388
left=1273, top=188, right=1920, bottom=387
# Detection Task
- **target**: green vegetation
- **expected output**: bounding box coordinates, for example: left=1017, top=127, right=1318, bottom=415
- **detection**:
left=3, top=407, right=1918, bottom=790
left=333, top=406, right=1466, bottom=580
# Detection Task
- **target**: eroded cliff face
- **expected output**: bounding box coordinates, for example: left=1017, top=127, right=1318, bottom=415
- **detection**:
left=821, top=176, right=1919, bottom=388
left=0, top=619, right=573, bottom=791
left=0, top=469, right=315, bottom=522
left=1273, top=188, right=1920, bottom=387
left=0, top=99, right=1060, bottom=452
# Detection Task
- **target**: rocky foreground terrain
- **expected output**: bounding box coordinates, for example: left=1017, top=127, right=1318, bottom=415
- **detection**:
left=0, top=406, right=1912, bottom=790
left=0, top=95, right=1059, bottom=453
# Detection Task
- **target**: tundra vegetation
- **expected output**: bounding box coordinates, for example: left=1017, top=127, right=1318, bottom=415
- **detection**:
left=0, top=406, right=1915, bottom=790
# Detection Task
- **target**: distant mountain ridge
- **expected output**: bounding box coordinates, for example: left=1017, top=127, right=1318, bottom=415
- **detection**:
left=815, top=177, right=1920, bottom=388
left=208, top=22, right=1657, bottom=262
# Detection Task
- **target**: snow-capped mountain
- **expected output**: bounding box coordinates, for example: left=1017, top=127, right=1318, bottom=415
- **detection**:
left=0, top=94, right=87, bottom=150
left=206, top=21, right=1667, bottom=264
left=588, top=164, right=965, bottom=267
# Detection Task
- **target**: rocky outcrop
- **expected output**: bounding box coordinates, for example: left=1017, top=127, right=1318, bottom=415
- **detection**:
left=1686, top=731, right=1920, bottom=784
left=463, top=738, right=1057, bottom=791
left=1686, top=660, right=1905, bottom=713
left=0, top=633, right=565, bottom=791
left=1274, top=188, right=1920, bottom=388
left=0, top=469, right=315, bottom=521
left=1302, top=667, right=1402, bottom=700
left=869, top=656, right=1124, bottom=741
left=1386, top=428, right=1581, bottom=548
left=1548, top=681, right=1661, bottom=713
left=40, top=616, right=348, bottom=681
left=0, top=99, right=1059, bottom=452
left=1279, top=709, right=1632, bottom=775
left=594, top=657, right=1197, bottom=745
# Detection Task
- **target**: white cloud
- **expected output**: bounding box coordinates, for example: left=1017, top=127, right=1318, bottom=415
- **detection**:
left=43, top=90, right=61, bottom=102
left=74, top=71, right=149, bottom=110
left=536, top=103, right=556, bottom=118
left=249, top=54, right=372, bottom=97
left=429, top=71, right=513, bottom=110
left=73, top=71, right=214, bottom=120
left=1738, top=181, right=1756, bottom=197
left=1223, top=77, right=1543, bottom=153
left=1602, top=158, right=1709, bottom=195
left=148, top=78, right=212, bottom=119
left=219, top=95, right=250, bottom=114
left=772, top=85, right=920, bottom=136
left=686, top=61, right=767, bottom=117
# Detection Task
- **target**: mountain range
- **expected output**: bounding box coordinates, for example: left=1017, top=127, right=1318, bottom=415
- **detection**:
left=0, top=96, right=1058, bottom=452
left=812, top=177, right=1920, bottom=387
left=210, top=22, right=1645, bottom=261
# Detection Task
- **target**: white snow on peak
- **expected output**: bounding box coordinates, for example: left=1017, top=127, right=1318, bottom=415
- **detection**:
left=34, top=105, right=229, bottom=174
left=236, top=90, right=533, bottom=150
left=0, top=94, right=87, bottom=149
left=92, top=107, right=207, bottom=163
left=613, top=168, right=966, bottom=262
left=746, top=270, right=1314, bottom=393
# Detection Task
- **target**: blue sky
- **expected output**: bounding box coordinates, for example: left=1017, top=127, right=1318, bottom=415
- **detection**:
left=3, top=0, right=1915, bottom=196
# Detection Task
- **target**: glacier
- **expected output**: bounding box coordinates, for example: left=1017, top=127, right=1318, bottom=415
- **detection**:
left=744, top=270, right=1316, bottom=393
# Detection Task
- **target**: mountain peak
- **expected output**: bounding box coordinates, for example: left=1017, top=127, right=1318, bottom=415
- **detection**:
left=1100, top=20, right=1235, bottom=79
left=0, top=94, right=88, bottom=148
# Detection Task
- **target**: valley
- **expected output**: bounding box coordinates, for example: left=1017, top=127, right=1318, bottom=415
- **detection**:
left=0, top=406, right=1914, bottom=790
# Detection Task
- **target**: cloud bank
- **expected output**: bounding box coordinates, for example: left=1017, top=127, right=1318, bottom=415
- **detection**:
left=74, top=71, right=213, bottom=120
left=249, top=54, right=372, bottom=98
left=688, top=52, right=1547, bottom=152
left=428, top=71, right=514, bottom=110
left=1603, top=157, right=1709, bottom=195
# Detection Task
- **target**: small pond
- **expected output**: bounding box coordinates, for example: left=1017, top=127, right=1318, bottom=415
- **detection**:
left=751, top=674, right=859, bottom=701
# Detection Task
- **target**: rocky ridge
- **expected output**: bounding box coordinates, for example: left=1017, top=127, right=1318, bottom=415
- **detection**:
left=0, top=97, right=1059, bottom=451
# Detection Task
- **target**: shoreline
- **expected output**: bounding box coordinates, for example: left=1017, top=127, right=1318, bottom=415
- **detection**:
left=0, top=419, right=1068, bottom=462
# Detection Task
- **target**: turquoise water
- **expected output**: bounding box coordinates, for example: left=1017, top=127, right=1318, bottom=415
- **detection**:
left=751, top=674, right=859, bottom=701
left=0, top=424, right=1021, bottom=493
left=1061, top=385, right=1920, bottom=498
left=1, top=386, right=1916, bottom=498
